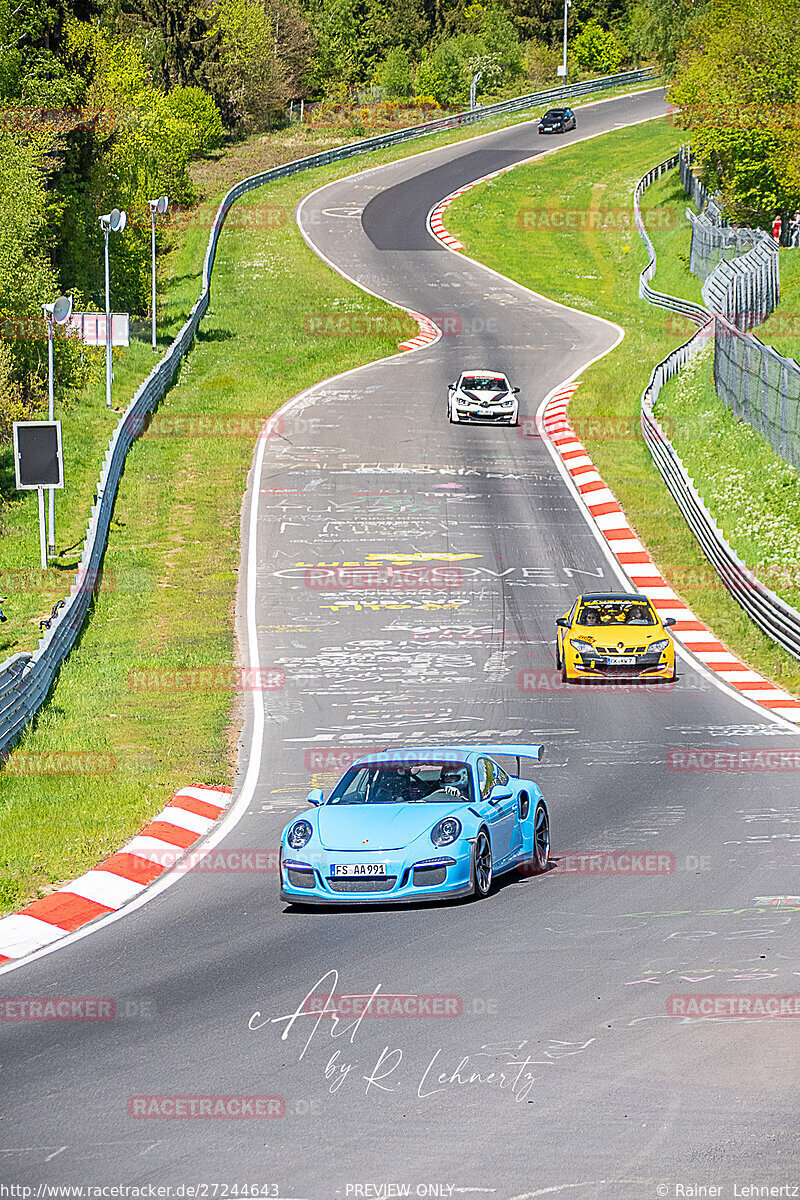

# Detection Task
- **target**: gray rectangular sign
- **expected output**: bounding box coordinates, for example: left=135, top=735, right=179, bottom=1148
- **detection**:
left=13, top=420, right=64, bottom=489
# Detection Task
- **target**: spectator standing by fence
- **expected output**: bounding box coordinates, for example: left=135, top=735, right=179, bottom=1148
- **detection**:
left=772, top=213, right=783, bottom=243
left=791, top=211, right=800, bottom=247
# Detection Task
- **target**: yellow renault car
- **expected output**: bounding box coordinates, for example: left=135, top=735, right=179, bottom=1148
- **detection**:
left=555, top=592, right=676, bottom=683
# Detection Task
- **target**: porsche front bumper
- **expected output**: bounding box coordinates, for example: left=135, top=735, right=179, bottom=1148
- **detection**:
left=280, top=848, right=474, bottom=905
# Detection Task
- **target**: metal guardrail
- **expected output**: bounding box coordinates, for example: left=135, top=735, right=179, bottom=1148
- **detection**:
left=634, top=154, right=709, bottom=329
left=636, top=158, right=800, bottom=662
left=0, top=67, right=661, bottom=759
left=678, top=148, right=722, bottom=224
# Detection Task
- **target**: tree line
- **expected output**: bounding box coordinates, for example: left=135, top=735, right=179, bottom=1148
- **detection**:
left=668, top=0, right=800, bottom=228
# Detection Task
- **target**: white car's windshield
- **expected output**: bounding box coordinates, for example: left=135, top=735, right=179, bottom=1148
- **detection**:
left=461, top=376, right=507, bottom=391
left=328, top=762, right=474, bottom=805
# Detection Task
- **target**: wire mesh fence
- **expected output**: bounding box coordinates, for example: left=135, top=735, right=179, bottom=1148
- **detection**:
left=701, top=237, right=780, bottom=328
left=713, top=316, right=800, bottom=471
left=677, top=148, right=774, bottom=282
left=686, top=209, right=773, bottom=282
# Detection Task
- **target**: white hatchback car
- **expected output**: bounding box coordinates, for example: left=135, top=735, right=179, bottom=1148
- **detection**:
left=447, top=371, right=520, bottom=425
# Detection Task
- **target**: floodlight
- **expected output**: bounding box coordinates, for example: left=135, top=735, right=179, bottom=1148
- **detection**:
left=52, top=295, right=73, bottom=325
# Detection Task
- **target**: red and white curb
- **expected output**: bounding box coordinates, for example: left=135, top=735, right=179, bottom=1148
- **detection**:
left=427, top=165, right=518, bottom=252
left=0, top=785, right=233, bottom=965
left=398, top=310, right=442, bottom=352
left=541, top=388, right=800, bottom=723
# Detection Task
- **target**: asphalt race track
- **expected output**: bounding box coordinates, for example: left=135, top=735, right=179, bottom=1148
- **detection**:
left=2, top=89, right=799, bottom=1197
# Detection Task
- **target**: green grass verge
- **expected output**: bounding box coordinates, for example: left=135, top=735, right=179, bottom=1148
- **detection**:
left=656, top=342, right=800, bottom=609
left=756, top=249, right=800, bottom=361
left=639, top=169, right=703, bottom=307
left=446, top=116, right=800, bottom=697
left=0, top=219, right=214, bottom=658
left=0, top=78, right=664, bottom=916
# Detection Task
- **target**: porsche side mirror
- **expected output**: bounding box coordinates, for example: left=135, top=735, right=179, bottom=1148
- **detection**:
left=448, top=383, right=456, bottom=390
left=306, top=788, right=324, bottom=805
left=663, top=617, right=677, bottom=627
left=555, top=617, right=570, bottom=628
left=513, top=386, right=520, bottom=393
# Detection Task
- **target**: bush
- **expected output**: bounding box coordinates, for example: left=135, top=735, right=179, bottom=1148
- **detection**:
left=375, top=47, right=413, bottom=98
left=572, top=22, right=628, bottom=74
left=416, top=40, right=469, bottom=106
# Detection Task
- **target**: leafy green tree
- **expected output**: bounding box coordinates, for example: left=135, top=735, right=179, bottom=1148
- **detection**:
left=571, top=21, right=627, bottom=73
left=0, top=131, right=90, bottom=435
left=376, top=46, right=413, bottom=97
left=625, top=0, right=712, bottom=76
left=416, top=37, right=469, bottom=104
left=669, top=0, right=800, bottom=224
left=476, top=7, right=522, bottom=78
left=303, top=0, right=427, bottom=92
left=211, top=0, right=312, bottom=129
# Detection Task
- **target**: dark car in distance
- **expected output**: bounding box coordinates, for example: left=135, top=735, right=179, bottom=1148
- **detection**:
left=538, top=107, right=577, bottom=134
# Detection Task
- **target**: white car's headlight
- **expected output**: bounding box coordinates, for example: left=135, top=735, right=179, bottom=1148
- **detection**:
left=570, top=639, right=594, bottom=654
left=287, top=820, right=313, bottom=849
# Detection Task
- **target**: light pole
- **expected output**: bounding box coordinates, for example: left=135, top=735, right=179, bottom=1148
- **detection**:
left=148, top=195, right=168, bottom=352
left=42, top=294, right=73, bottom=558
left=99, top=207, right=127, bottom=409
left=560, top=0, right=571, bottom=84
left=470, top=71, right=483, bottom=112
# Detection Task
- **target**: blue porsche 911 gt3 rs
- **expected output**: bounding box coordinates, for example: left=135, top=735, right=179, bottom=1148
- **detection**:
left=279, top=744, right=550, bottom=905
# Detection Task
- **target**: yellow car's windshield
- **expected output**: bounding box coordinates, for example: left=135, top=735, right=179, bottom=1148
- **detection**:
left=576, top=601, right=657, bottom=627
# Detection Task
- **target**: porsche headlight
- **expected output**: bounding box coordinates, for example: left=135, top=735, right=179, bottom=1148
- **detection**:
left=570, top=639, right=594, bottom=654
left=650, top=639, right=670, bottom=654
left=287, top=820, right=313, bottom=849
left=431, top=817, right=462, bottom=847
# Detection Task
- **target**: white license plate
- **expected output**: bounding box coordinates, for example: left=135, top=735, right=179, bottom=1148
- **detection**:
left=608, top=656, right=636, bottom=666
left=332, top=863, right=388, bottom=877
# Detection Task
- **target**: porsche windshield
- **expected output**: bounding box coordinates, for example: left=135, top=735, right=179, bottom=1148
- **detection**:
left=576, top=600, right=656, bottom=627
left=462, top=376, right=507, bottom=391
left=328, top=761, right=474, bottom=805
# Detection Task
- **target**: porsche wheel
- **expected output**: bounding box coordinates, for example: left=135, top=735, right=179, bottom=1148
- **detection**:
left=472, top=830, right=493, bottom=898
left=530, top=802, right=550, bottom=873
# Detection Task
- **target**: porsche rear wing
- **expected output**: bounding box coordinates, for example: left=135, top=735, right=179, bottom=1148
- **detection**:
left=373, top=744, right=544, bottom=774
left=470, top=744, right=544, bottom=775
